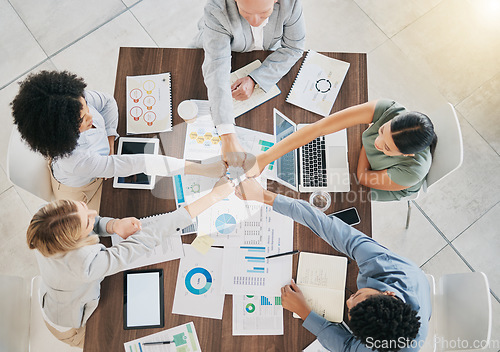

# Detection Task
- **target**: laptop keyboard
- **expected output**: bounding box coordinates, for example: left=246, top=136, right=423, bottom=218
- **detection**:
left=302, top=136, right=328, bottom=188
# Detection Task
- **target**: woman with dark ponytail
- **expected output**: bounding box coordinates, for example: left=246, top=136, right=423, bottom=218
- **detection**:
left=246, top=99, right=437, bottom=201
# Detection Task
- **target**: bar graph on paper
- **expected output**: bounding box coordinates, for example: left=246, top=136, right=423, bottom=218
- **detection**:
left=243, top=246, right=267, bottom=273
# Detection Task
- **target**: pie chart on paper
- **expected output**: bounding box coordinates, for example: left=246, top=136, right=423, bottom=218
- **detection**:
left=215, top=213, right=237, bottom=234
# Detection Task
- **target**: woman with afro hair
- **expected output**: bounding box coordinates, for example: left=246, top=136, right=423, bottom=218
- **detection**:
left=11, top=71, right=226, bottom=211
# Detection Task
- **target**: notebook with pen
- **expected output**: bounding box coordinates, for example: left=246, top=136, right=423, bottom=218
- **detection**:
left=286, top=50, right=350, bottom=117
left=293, top=252, right=348, bottom=323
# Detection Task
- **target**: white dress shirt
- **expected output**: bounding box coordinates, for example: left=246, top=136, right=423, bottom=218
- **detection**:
left=52, top=90, right=185, bottom=187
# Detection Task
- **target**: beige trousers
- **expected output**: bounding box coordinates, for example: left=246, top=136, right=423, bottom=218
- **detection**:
left=48, top=162, right=103, bottom=212
left=44, top=320, right=86, bottom=349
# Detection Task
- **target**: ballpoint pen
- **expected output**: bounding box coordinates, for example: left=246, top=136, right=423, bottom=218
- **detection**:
left=143, top=340, right=174, bottom=346
left=265, top=250, right=299, bottom=259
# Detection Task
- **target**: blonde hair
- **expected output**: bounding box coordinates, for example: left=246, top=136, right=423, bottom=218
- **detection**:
left=27, top=200, right=99, bottom=257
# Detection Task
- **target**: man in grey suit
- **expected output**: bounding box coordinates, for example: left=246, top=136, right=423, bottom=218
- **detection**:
left=193, top=0, right=305, bottom=165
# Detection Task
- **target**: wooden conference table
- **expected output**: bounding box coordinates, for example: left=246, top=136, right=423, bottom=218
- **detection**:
left=84, top=48, right=370, bottom=351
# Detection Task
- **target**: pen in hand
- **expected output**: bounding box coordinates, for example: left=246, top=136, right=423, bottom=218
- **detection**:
left=266, top=250, right=299, bottom=259
left=143, top=340, right=174, bottom=346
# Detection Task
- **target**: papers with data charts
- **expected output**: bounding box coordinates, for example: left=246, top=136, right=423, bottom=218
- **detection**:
left=220, top=209, right=294, bottom=295
left=124, top=322, right=201, bottom=352
left=172, top=244, right=225, bottom=319
left=233, top=294, right=284, bottom=335
left=126, top=72, right=172, bottom=134
left=183, top=115, right=221, bottom=161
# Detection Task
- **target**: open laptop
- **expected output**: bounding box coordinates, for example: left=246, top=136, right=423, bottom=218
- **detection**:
left=273, top=108, right=350, bottom=192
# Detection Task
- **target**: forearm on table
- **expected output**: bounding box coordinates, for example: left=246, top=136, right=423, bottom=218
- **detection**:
left=184, top=192, right=221, bottom=218
left=184, top=161, right=204, bottom=175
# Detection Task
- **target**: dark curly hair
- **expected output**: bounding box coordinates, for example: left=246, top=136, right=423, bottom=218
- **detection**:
left=11, top=70, right=87, bottom=159
left=350, top=295, right=421, bottom=352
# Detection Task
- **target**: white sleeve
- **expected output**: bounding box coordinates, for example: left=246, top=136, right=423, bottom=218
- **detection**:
left=70, top=152, right=186, bottom=179
left=79, top=207, right=192, bottom=281
left=84, top=90, right=119, bottom=138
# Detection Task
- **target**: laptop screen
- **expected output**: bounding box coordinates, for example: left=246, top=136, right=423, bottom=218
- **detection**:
left=274, top=111, right=298, bottom=189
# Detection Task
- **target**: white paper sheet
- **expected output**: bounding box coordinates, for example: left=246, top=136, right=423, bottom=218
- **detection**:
left=221, top=210, right=294, bottom=295
left=124, top=322, right=201, bottom=352
left=303, top=339, right=331, bottom=352
left=232, top=294, right=284, bottom=335
left=286, top=51, right=350, bottom=117
left=126, top=72, right=172, bottom=134
left=172, top=244, right=225, bottom=319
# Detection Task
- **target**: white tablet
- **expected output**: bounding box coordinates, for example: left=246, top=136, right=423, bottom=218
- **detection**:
left=123, top=269, right=164, bottom=330
left=113, top=137, right=159, bottom=190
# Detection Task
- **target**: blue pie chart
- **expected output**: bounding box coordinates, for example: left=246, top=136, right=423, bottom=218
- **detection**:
left=215, top=213, right=237, bottom=234
left=185, top=267, right=212, bottom=295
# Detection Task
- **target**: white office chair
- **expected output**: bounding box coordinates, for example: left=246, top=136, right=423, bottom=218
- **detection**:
left=6, top=127, right=54, bottom=202
left=404, top=103, right=464, bottom=228
left=0, top=275, right=81, bottom=352
left=421, top=272, right=492, bottom=352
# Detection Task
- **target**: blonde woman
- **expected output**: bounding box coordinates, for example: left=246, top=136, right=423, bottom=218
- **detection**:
left=27, top=177, right=234, bottom=348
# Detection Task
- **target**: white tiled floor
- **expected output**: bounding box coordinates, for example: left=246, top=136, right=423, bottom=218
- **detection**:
left=1, top=0, right=498, bottom=350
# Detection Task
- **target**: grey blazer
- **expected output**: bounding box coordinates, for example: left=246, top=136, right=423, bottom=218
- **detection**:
left=36, top=209, right=192, bottom=328
left=193, top=0, right=305, bottom=127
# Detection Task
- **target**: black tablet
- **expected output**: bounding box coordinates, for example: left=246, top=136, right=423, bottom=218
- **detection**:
left=123, top=269, right=164, bottom=330
left=113, top=137, right=159, bottom=190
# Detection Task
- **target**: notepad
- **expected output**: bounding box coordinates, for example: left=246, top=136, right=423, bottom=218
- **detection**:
left=231, top=60, right=281, bottom=118
left=126, top=72, right=172, bottom=134
left=293, top=252, right=347, bottom=323
left=286, top=50, right=350, bottom=117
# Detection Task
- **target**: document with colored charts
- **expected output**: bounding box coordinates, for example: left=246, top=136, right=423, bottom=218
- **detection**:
left=124, top=322, right=201, bottom=352
left=126, top=72, right=172, bottom=135
left=220, top=211, right=294, bottom=295
left=233, top=294, right=284, bottom=335
left=183, top=115, right=221, bottom=161
left=172, top=245, right=225, bottom=319
left=196, top=180, right=271, bottom=247
left=286, top=50, right=350, bottom=117
left=231, top=60, right=281, bottom=118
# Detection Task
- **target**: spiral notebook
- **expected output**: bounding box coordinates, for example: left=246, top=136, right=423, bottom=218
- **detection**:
left=286, top=50, right=350, bottom=117
left=126, top=72, right=172, bottom=134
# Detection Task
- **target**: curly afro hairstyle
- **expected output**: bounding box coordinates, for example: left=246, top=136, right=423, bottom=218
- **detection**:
left=11, top=70, right=87, bottom=159
left=350, top=295, right=421, bottom=352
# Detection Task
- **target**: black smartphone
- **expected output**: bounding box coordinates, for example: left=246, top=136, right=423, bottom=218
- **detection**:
left=327, top=207, right=360, bottom=226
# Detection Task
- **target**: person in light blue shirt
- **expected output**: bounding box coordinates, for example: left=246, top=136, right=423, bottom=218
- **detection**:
left=235, top=178, right=430, bottom=352
left=12, top=71, right=226, bottom=211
